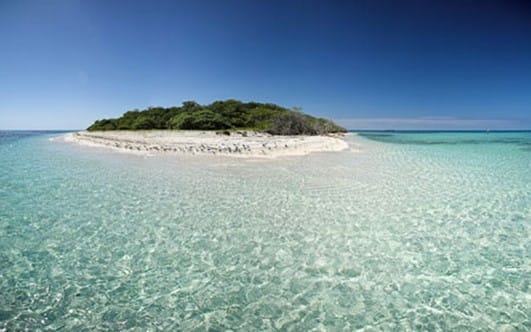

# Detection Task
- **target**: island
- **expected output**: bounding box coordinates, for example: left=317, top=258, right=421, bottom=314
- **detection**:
left=65, top=100, right=349, bottom=158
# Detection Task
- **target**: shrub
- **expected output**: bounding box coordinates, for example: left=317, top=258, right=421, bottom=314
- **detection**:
left=131, top=116, right=156, bottom=130
left=266, top=111, right=318, bottom=135
left=169, top=110, right=231, bottom=130
left=87, top=119, right=117, bottom=131
left=86, top=100, right=346, bottom=135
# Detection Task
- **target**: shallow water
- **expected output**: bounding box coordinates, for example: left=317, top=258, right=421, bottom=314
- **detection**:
left=0, top=131, right=529, bottom=330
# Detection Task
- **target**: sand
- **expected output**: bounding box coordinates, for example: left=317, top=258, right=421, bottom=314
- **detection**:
left=62, top=130, right=349, bottom=158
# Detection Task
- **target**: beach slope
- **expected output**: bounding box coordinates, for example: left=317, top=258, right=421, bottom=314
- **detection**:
left=64, top=130, right=349, bottom=158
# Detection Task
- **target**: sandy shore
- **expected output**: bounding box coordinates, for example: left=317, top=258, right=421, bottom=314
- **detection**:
left=62, top=130, right=349, bottom=158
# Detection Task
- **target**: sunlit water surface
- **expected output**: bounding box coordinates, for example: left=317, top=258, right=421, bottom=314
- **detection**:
left=1, top=131, right=530, bottom=330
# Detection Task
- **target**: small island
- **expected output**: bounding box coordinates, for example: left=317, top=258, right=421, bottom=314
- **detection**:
left=66, top=100, right=349, bottom=158
left=87, top=99, right=346, bottom=135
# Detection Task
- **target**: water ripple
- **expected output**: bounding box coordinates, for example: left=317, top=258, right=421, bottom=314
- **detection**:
left=0, top=132, right=529, bottom=330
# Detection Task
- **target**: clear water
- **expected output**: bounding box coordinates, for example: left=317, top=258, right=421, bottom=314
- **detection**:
left=1, top=131, right=529, bottom=330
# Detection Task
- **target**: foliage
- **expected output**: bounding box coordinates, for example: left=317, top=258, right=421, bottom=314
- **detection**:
left=266, top=111, right=317, bottom=135
left=265, top=111, right=346, bottom=135
left=168, top=110, right=231, bottom=130
left=87, top=100, right=346, bottom=135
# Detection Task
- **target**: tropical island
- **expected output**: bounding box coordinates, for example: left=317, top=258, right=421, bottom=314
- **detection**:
left=87, top=99, right=346, bottom=135
left=65, top=100, right=349, bottom=158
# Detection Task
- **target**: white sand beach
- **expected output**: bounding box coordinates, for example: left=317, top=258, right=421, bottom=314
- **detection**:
left=63, top=130, right=349, bottom=158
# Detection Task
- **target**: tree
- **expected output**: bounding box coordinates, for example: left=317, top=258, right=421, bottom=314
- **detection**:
left=87, top=100, right=346, bottom=134
left=132, top=116, right=156, bottom=130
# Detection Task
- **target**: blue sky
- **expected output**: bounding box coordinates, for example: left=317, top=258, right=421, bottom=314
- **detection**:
left=1, top=0, right=530, bottom=130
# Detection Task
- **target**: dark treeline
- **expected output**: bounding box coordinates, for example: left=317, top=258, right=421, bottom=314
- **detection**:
left=87, top=100, right=346, bottom=135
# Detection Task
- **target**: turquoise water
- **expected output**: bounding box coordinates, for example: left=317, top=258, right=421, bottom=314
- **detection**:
left=1, top=131, right=529, bottom=330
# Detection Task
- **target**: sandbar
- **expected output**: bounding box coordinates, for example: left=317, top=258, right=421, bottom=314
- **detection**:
left=62, top=130, right=349, bottom=158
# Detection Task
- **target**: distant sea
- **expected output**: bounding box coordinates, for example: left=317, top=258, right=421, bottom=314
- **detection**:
left=1, top=130, right=529, bottom=330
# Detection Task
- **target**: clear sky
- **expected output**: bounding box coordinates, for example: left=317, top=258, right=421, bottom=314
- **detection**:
left=1, top=0, right=530, bottom=130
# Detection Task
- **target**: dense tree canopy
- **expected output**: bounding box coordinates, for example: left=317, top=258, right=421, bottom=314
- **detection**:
left=87, top=100, right=346, bottom=135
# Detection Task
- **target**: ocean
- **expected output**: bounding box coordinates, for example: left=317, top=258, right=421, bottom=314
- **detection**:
left=0, top=130, right=529, bottom=330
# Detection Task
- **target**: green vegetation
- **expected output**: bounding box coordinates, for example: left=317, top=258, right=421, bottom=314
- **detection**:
left=87, top=100, right=346, bottom=135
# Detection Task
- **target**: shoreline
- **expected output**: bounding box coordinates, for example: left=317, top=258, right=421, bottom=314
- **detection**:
left=61, top=130, right=350, bottom=158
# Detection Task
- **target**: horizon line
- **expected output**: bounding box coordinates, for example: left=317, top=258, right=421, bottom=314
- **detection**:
left=1, top=128, right=530, bottom=132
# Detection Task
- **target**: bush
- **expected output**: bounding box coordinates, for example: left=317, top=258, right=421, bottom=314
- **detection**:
left=169, top=110, right=231, bottom=130
left=86, top=100, right=346, bottom=135
left=168, top=113, right=195, bottom=129
left=132, top=116, right=156, bottom=130
left=266, top=111, right=318, bottom=135
left=87, top=119, right=117, bottom=131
